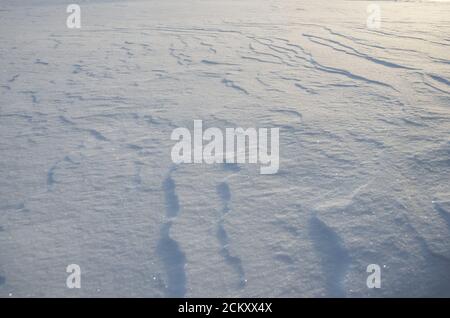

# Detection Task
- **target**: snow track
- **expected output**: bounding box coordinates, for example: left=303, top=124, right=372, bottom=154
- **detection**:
left=157, top=168, right=186, bottom=297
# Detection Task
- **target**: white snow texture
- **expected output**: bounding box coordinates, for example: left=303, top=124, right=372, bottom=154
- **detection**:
left=0, top=0, right=449, bottom=297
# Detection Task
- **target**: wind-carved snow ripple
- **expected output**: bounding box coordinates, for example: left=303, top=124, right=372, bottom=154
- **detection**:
left=308, top=216, right=351, bottom=297
left=156, top=171, right=187, bottom=297
left=47, top=155, right=80, bottom=191
left=303, top=33, right=417, bottom=70
left=216, top=182, right=247, bottom=288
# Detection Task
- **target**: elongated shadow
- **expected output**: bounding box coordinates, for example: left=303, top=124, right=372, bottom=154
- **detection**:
left=308, top=216, right=350, bottom=297
left=216, top=182, right=247, bottom=288
left=157, top=222, right=186, bottom=297
left=156, top=171, right=186, bottom=297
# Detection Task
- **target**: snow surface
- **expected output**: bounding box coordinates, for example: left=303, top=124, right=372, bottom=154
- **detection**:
left=0, top=0, right=449, bottom=297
